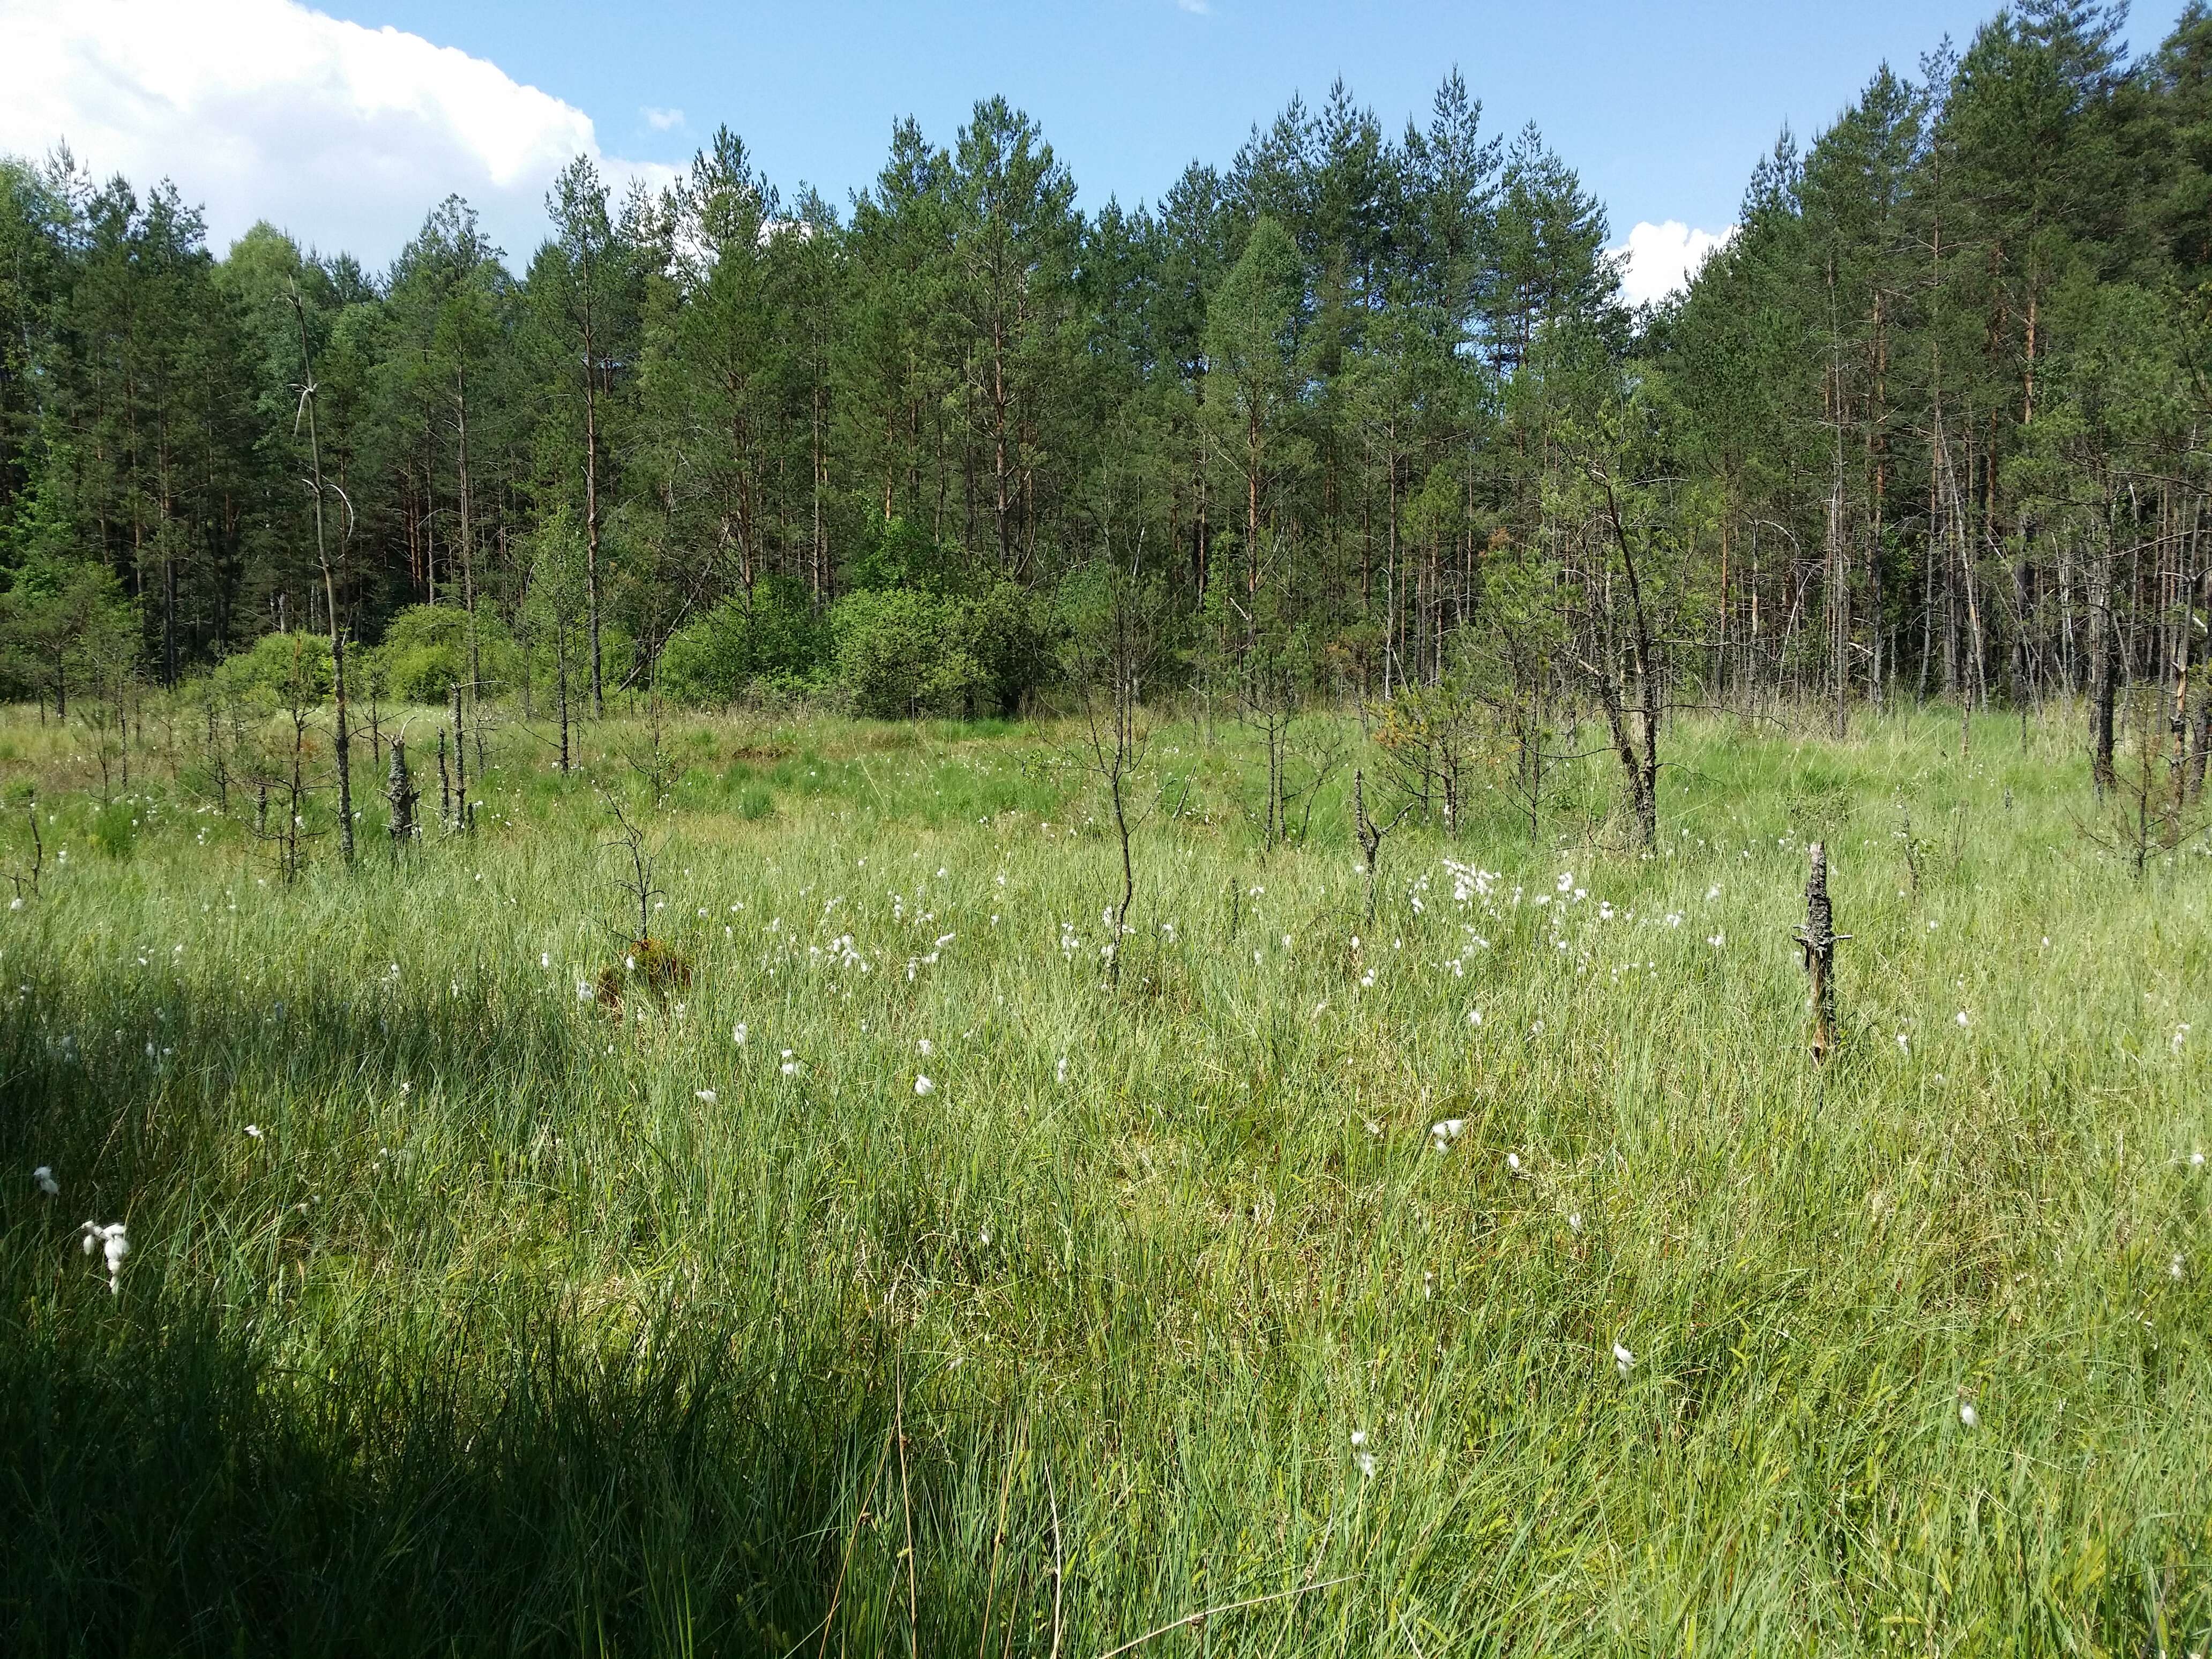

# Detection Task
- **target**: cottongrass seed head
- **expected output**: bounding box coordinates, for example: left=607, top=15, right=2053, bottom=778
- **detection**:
left=79, top=1220, right=128, bottom=1292
left=1613, top=1342, right=1635, bottom=1376
left=32, top=1164, right=58, bottom=1197
left=915, top=1075, right=935, bottom=1096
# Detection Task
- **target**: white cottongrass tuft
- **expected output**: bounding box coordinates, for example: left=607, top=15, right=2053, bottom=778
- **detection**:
left=1055, top=1056, right=1068, bottom=1085
left=2194, top=1151, right=2206, bottom=1168
left=80, top=1220, right=129, bottom=1292
left=1895, top=1032, right=1910, bottom=1054
left=1613, top=1342, right=1635, bottom=1376
left=914, top=1075, right=935, bottom=1096
left=577, top=980, right=594, bottom=1002
left=1350, top=1429, right=1375, bottom=1476
left=2172, top=1253, right=2185, bottom=1281
left=1955, top=1010, right=1970, bottom=1028
left=1428, top=1118, right=1464, bottom=1150
left=244, top=1124, right=263, bottom=1139
left=918, top=1037, right=933, bottom=1056
left=540, top=952, right=550, bottom=969
left=32, top=1164, right=58, bottom=1197
left=1466, top=1007, right=1483, bottom=1027
left=780, top=1050, right=798, bottom=1077
left=1568, top=1212, right=1582, bottom=1232
left=1506, top=1152, right=1521, bottom=1172
left=1959, top=1402, right=1978, bottom=1429
left=734, top=1022, right=748, bottom=1045
left=695, top=1089, right=718, bottom=1105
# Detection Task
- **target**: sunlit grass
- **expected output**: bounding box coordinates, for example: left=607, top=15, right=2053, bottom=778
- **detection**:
left=2, top=699, right=2207, bottom=1654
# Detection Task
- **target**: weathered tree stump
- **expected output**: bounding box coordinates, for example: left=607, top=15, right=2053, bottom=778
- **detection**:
left=386, top=737, right=417, bottom=843
left=1795, top=841, right=1849, bottom=1062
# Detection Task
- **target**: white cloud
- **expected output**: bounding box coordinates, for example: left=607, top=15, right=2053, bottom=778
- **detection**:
left=1176, top=0, right=1212, bottom=14
left=0, top=0, right=678, bottom=267
left=1611, top=220, right=1737, bottom=309
left=641, top=106, right=685, bottom=132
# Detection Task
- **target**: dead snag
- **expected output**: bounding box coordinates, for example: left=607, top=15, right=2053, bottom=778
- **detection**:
left=1353, top=768, right=1415, bottom=924
left=386, top=737, right=419, bottom=845
left=1794, top=841, right=1851, bottom=1061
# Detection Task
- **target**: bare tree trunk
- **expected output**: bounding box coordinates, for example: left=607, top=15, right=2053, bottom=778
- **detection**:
left=288, top=283, right=353, bottom=865
left=2088, top=548, right=2117, bottom=795
left=1797, top=842, right=1843, bottom=1062
left=585, top=325, right=606, bottom=720
left=455, top=368, right=482, bottom=699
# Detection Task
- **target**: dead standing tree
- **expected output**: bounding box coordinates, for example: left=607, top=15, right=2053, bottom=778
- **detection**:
left=1057, top=547, right=1163, bottom=989
left=1793, top=842, right=1850, bottom=1062
left=287, top=281, right=355, bottom=865
left=1579, top=462, right=1664, bottom=849
left=591, top=786, right=689, bottom=1008
left=1351, top=767, right=1415, bottom=924
left=2, top=793, right=41, bottom=903
left=386, top=731, right=420, bottom=846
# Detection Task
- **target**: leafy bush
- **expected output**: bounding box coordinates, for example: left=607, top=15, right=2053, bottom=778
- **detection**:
left=372, top=606, right=521, bottom=705
left=841, top=514, right=954, bottom=595
left=827, top=589, right=990, bottom=719
left=812, top=519, right=1055, bottom=718
left=210, top=631, right=333, bottom=703
left=658, top=578, right=825, bottom=705
left=961, top=578, right=1053, bottom=716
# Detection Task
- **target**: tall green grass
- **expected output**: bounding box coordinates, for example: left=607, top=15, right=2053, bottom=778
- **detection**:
left=1, top=702, right=2206, bottom=1654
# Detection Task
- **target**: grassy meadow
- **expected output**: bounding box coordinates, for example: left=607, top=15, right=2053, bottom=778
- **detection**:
left=1, top=698, right=2208, bottom=1655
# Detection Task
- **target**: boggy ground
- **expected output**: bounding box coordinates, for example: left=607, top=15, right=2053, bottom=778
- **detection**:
left=0, top=701, right=2206, bottom=1655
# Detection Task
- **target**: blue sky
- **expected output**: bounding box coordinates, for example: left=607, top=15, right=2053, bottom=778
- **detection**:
left=0, top=0, right=2188, bottom=298
left=350, top=0, right=2185, bottom=222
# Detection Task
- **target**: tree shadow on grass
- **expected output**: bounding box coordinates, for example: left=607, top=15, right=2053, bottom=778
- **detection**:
left=0, top=1289, right=868, bottom=1657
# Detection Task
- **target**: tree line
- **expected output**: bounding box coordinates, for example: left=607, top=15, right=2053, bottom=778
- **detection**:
left=1, top=1, right=2208, bottom=821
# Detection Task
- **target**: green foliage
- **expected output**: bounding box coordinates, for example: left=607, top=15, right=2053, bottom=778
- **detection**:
left=0, top=705, right=2205, bottom=1653
left=0, top=500, right=140, bottom=709
left=656, top=577, right=824, bottom=705
left=372, top=605, right=521, bottom=704
left=89, top=799, right=136, bottom=860
left=842, top=514, right=955, bottom=595
left=826, top=588, right=989, bottom=718
left=210, top=631, right=333, bottom=703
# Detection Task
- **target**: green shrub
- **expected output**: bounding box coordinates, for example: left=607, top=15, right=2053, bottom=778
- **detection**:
left=210, top=632, right=333, bottom=703
left=962, top=578, right=1053, bottom=716
left=372, top=606, right=521, bottom=704
left=841, top=514, right=954, bottom=595
left=827, top=589, right=990, bottom=719
left=659, top=578, right=825, bottom=705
